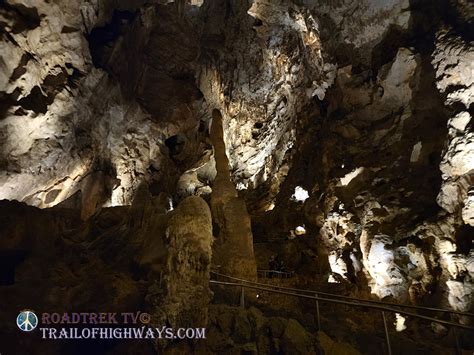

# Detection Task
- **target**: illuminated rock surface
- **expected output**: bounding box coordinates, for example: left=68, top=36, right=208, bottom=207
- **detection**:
left=210, top=109, right=257, bottom=281
left=0, top=0, right=473, bottom=353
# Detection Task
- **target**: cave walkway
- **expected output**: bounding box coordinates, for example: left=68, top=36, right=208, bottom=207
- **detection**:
left=257, top=269, right=295, bottom=279
left=210, top=271, right=474, bottom=355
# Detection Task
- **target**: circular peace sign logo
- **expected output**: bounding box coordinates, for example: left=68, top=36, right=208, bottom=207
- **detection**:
left=16, top=310, right=38, bottom=332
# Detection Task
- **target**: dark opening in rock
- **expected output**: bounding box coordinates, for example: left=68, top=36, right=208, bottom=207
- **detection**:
left=253, top=18, right=263, bottom=27
left=455, top=224, right=474, bottom=255
left=1, top=2, right=41, bottom=34
left=198, top=120, right=208, bottom=133
left=165, top=134, right=186, bottom=156
left=87, top=10, right=137, bottom=68
left=0, top=251, right=26, bottom=285
left=17, top=86, right=48, bottom=114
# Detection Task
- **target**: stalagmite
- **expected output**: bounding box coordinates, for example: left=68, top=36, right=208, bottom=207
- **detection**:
left=210, top=109, right=257, bottom=281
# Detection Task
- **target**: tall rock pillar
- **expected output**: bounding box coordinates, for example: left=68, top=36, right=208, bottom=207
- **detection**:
left=151, top=196, right=213, bottom=349
left=210, top=109, right=257, bottom=281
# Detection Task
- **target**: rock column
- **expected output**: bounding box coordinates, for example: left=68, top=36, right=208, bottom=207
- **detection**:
left=210, top=109, right=257, bottom=281
left=157, top=196, right=214, bottom=330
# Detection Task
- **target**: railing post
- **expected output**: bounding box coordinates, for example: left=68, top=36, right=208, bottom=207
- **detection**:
left=240, top=285, right=245, bottom=308
left=315, top=293, right=321, bottom=331
left=382, top=311, right=392, bottom=355
left=454, top=327, right=461, bottom=355
left=449, top=313, right=461, bottom=355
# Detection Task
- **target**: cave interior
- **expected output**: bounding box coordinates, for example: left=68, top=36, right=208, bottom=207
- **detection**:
left=0, top=0, right=473, bottom=353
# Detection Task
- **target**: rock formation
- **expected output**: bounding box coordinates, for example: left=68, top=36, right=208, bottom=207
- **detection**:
left=0, top=0, right=473, bottom=353
left=210, top=109, right=257, bottom=281
left=151, top=195, right=213, bottom=350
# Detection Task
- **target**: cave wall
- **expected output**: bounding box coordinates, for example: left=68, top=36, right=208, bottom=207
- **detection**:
left=256, top=0, right=474, bottom=313
left=0, top=0, right=473, bottom=329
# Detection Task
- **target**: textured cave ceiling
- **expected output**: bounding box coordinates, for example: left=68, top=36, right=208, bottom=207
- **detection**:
left=0, top=0, right=471, bottom=213
left=0, top=0, right=474, bottom=351
left=0, top=0, right=338, bottom=211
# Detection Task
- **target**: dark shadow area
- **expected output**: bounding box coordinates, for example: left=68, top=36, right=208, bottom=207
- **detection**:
left=455, top=224, right=474, bottom=255
left=165, top=134, right=186, bottom=156
left=0, top=2, right=41, bottom=34
left=87, top=10, right=137, bottom=69
left=0, top=250, right=26, bottom=285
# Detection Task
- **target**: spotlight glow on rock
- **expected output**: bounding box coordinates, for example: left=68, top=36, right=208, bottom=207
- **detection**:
left=292, top=186, right=309, bottom=202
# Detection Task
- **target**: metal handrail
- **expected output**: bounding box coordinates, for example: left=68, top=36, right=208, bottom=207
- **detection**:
left=257, top=269, right=294, bottom=278
left=211, top=273, right=474, bottom=354
left=210, top=279, right=474, bottom=331
left=211, top=270, right=474, bottom=318
left=257, top=269, right=294, bottom=275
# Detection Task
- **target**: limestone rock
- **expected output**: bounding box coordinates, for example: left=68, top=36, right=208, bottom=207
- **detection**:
left=318, top=331, right=361, bottom=355
left=281, top=318, right=316, bottom=354
left=156, top=196, right=213, bottom=332
left=210, top=110, right=257, bottom=281
left=462, top=191, right=474, bottom=226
